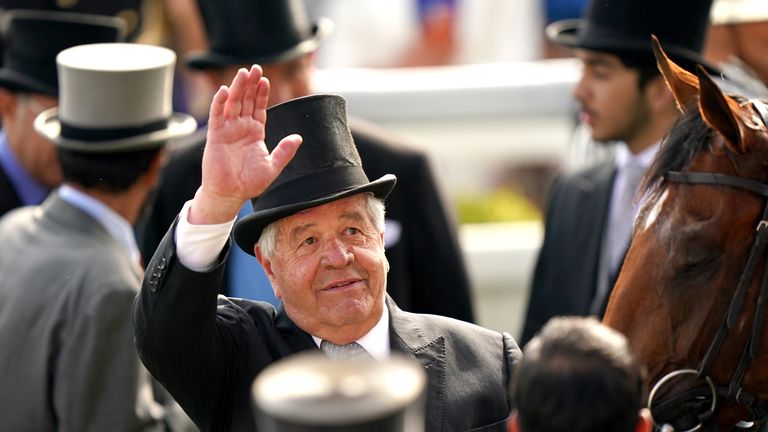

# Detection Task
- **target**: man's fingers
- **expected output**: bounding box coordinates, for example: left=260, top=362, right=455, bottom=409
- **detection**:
left=241, top=68, right=259, bottom=118
left=269, top=134, right=303, bottom=173
left=225, top=68, right=249, bottom=117
left=208, top=85, right=229, bottom=128
left=254, top=77, right=270, bottom=122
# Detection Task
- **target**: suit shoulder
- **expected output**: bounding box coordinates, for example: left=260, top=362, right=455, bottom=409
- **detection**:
left=350, top=117, right=425, bottom=160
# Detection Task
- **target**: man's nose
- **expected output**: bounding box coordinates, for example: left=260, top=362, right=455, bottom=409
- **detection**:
left=320, top=238, right=353, bottom=268
left=573, top=74, right=588, bottom=103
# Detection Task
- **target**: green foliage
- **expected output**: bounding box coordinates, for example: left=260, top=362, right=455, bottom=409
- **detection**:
left=456, top=187, right=541, bottom=224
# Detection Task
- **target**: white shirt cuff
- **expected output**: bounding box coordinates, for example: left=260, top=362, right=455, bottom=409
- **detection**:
left=175, top=200, right=236, bottom=272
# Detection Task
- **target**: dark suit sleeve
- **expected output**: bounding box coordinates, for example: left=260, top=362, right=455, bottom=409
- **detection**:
left=132, top=221, right=261, bottom=431
left=402, top=152, right=475, bottom=322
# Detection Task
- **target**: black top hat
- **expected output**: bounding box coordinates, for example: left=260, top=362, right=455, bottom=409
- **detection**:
left=252, top=352, right=426, bottom=432
left=0, top=0, right=144, bottom=40
left=233, top=94, right=397, bottom=256
left=547, top=0, right=716, bottom=71
left=0, top=9, right=125, bottom=96
left=186, top=0, right=333, bottom=70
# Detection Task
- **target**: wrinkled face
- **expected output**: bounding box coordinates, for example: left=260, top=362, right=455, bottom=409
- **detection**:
left=0, top=92, right=61, bottom=188
left=258, top=194, right=388, bottom=342
left=573, top=49, right=651, bottom=144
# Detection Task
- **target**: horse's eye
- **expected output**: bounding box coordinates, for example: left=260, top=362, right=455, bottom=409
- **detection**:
left=676, top=253, right=720, bottom=279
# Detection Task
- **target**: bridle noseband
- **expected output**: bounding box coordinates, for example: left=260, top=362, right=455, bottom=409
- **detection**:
left=648, top=100, right=768, bottom=431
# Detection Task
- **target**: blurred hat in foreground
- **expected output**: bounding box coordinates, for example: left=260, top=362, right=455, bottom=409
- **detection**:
left=252, top=352, right=426, bottom=432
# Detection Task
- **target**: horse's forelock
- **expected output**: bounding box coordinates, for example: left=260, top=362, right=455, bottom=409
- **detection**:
left=642, top=106, right=715, bottom=199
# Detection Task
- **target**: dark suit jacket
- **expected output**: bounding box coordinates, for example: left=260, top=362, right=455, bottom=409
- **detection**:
left=133, top=224, right=520, bottom=432
left=138, top=119, right=474, bottom=322
left=520, top=161, right=616, bottom=345
left=0, top=165, right=22, bottom=218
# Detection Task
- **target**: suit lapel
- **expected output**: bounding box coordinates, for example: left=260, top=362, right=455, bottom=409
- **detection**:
left=387, top=297, right=446, bottom=432
left=275, top=305, right=318, bottom=354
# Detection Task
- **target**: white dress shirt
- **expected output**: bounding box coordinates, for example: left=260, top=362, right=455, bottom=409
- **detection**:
left=591, top=142, right=659, bottom=314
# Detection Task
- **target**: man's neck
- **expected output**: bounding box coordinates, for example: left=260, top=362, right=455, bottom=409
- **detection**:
left=625, top=110, right=678, bottom=155
left=66, top=183, right=146, bottom=225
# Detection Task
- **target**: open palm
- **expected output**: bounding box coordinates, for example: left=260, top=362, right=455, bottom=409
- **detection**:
left=193, top=65, right=301, bottom=223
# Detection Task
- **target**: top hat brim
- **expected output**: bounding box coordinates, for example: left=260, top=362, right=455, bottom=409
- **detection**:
left=546, top=18, right=722, bottom=75
left=186, top=17, right=333, bottom=70
left=34, top=107, right=198, bottom=153
left=233, top=174, right=397, bottom=256
left=0, top=68, right=57, bottom=96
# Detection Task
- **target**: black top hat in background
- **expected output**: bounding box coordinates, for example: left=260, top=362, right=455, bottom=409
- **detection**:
left=252, top=352, right=426, bottom=432
left=546, top=0, right=716, bottom=72
left=0, top=9, right=125, bottom=96
left=233, top=94, right=397, bottom=255
left=0, top=0, right=144, bottom=40
left=186, top=0, right=333, bottom=70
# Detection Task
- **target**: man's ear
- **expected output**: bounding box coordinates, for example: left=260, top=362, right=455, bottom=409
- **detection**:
left=255, top=246, right=282, bottom=299
left=644, top=75, right=676, bottom=114
left=636, top=408, right=653, bottom=432
left=0, top=88, right=19, bottom=121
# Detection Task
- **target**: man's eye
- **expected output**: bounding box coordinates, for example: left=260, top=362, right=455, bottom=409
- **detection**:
left=303, top=237, right=316, bottom=246
left=346, top=227, right=360, bottom=235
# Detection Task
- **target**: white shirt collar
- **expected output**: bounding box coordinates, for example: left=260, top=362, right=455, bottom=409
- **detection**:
left=312, top=302, right=391, bottom=361
left=614, top=141, right=660, bottom=170
left=58, top=184, right=141, bottom=266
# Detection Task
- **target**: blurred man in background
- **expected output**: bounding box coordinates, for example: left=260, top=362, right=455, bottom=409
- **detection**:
left=139, top=0, right=474, bottom=322
left=0, top=9, right=126, bottom=217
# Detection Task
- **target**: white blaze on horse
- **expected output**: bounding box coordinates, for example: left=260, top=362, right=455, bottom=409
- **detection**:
left=604, top=36, right=768, bottom=431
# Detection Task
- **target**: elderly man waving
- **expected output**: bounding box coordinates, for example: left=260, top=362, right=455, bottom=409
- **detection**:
left=133, top=66, right=521, bottom=432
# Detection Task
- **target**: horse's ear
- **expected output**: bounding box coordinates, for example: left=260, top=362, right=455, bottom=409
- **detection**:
left=696, top=65, right=749, bottom=154
left=651, top=35, right=699, bottom=112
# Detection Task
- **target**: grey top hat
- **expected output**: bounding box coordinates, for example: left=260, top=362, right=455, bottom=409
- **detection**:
left=252, top=352, right=426, bottom=432
left=34, top=43, right=197, bottom=153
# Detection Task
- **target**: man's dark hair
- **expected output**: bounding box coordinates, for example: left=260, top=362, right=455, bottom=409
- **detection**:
left=57, top=147, right=162, bottom=193
left=514, top=317, right=646, bottom=432
left=613, top=51, right=662, bottom=89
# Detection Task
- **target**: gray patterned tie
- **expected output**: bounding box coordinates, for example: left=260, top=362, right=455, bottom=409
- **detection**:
left=320, top=340, right=371, bottom=360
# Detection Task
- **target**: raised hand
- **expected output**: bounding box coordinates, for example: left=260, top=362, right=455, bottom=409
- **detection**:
left=189, top=65, right=302, bottom=224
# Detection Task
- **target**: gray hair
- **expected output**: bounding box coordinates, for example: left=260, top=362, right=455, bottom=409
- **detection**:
left=256, top=193, right=385, bottom=259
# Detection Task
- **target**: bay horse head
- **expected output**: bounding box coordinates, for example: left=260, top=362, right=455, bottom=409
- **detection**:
left=603, top=36, right=768, bottom=431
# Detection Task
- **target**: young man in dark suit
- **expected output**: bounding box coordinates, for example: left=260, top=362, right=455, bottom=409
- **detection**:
left=134, top=68, right=521, bottom=432
left=137, top=0, right=474, bottom=323
left=521, top=0, right=716, bottom=344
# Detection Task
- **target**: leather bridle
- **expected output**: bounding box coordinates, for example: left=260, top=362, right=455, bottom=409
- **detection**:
left=647, top=100, right=768, bottom=431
